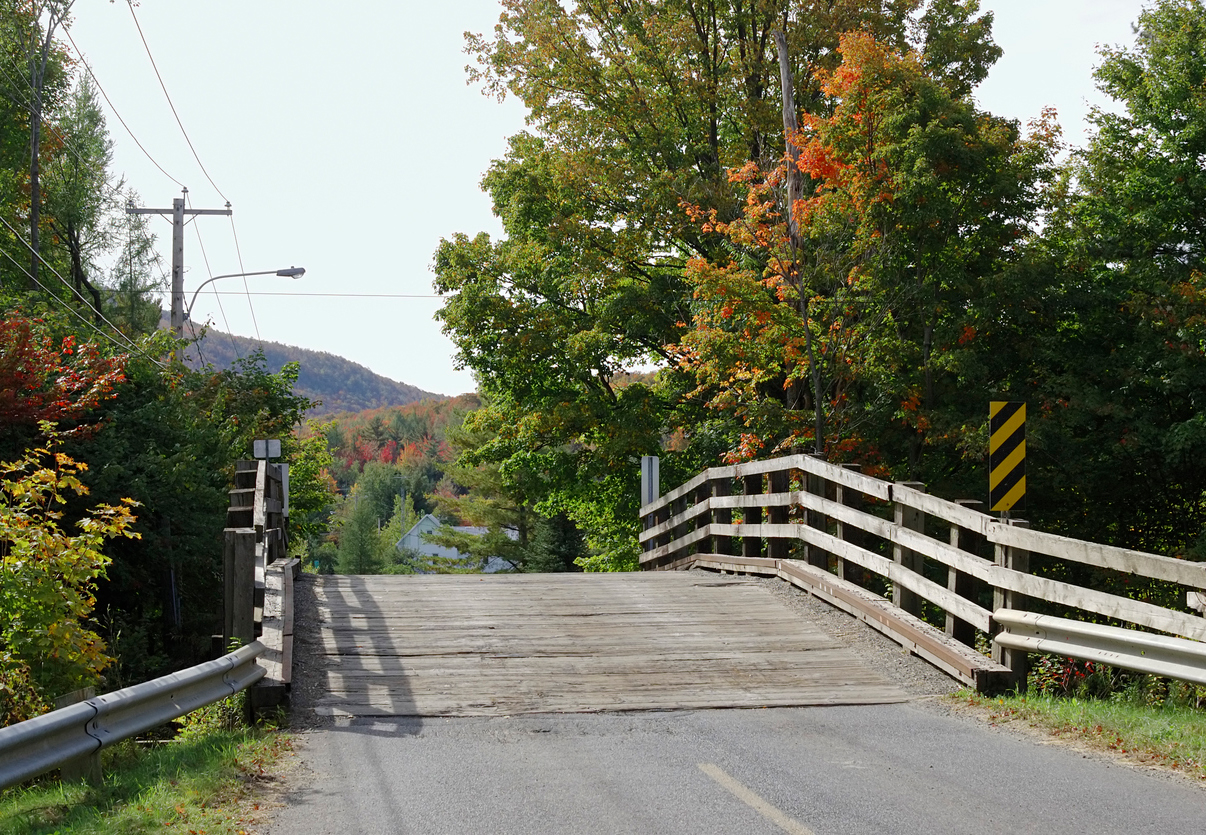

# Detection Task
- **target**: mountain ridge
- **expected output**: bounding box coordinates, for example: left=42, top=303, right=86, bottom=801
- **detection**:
left=180, top=321, right=448, bottom=416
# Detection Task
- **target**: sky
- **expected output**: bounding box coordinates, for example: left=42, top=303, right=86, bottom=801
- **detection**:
left=64, top=1, right=1148, bottom=397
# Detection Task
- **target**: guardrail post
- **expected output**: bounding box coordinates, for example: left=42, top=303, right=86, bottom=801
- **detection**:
left=695, top=482, right=712, bottom=559
left=54, top=688, right=101, bottom=785
left=893, top=482, right=926, bottom=617
left=224, top=528, right=256, bottom=647
left=805, top=454, right=829, bottom=569
left=712, top=475, right=733, bottom=556
left=992, top=518, right=1030, bottom=687
left=946, top=500, right=985, bottom=647
left=742, top=473, right=763, bottom=559
left=768, top=468, right=790, bottom=561
left=834, top=464, right=864, bottom=583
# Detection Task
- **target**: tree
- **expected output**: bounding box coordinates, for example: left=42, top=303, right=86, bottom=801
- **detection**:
left=0, top=312, right=126, bottom=452
left=426, top=417, right=533, bottom=571
left=105, top=194, right=165, bottom=337
left=43, top=75, right=116, bottom=320
left=288, top=421, right=338, bottom=568
left=1, top=425, right=138, bottom=723
left=438, top=1, right=1009, bottom=567
left=527, top=511, right=586, bottom=573
left=677, top=27, right=1052, bottom=477
left=65, top=342, right=314, bottom=684
left=23, top=0, right=74, bottom=288
left=1010, top=0, right=1206, bottom=554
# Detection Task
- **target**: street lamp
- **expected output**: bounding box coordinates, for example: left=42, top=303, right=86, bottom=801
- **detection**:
left=184, top=266, right=306, bottom=328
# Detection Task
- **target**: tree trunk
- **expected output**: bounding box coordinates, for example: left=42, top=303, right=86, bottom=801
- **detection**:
left=773, top=29, right=804, bottom=252
left=28, top=4, right=66, bottom=290
left=775, top=29, right=824, bottom=454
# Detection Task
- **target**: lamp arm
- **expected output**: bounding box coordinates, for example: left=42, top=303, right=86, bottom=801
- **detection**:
left=185, top=270, right=278, bottom=320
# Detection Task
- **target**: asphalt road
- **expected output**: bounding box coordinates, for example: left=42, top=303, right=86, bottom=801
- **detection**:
left=264, top=704, right=1206, bottom=835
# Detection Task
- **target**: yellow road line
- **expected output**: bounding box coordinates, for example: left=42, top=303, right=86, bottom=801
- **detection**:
left=698, top=763, right=818, bottom=835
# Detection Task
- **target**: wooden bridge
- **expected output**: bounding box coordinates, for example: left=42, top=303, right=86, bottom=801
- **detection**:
left=296, top=451, right=1206, bottom=719
left=306, top=571, right=906, bottom=717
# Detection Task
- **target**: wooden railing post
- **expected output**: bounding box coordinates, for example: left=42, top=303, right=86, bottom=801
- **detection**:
left=224, top=528, right=256, bottom=647
left=712, top=475, right=733, bottom=556
left=742, top=473, right=763, bottom=559
left=946, top=500, right=985, bottom=647
left=993, top=518, right=1030, bottom=686
left=892, top=482, right=926, bottom=617
left=658, top=502, right=673, bottom=559
left=834, top=463, right=864, bottom=583
left=695, top=482, right=712, bottom=558
left=805, top=454, right=829, bottom=569
left=767, top=468, right=791, bottom=561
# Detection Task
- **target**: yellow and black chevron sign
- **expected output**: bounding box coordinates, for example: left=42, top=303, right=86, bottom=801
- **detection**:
left=989, top=401, right=1026, bottom=512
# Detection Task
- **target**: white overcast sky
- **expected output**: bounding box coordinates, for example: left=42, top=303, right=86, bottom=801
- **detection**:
left=65, top=1, right=1145, bottom=396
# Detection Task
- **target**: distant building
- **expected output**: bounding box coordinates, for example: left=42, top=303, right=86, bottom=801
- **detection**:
left=396, top=513, right=517, bottom=573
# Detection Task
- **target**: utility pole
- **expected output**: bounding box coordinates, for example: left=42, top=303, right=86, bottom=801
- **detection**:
left=127, top=188, right=231, bottom=336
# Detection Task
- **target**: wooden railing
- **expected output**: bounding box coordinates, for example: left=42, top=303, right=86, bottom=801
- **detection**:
left=223, top=459, right=296, bottom=706
left=638, top=454, right=1206, bottom=692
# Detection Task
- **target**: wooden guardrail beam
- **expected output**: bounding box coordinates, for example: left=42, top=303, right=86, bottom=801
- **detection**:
left=641, top=452, right=1206, bottom=693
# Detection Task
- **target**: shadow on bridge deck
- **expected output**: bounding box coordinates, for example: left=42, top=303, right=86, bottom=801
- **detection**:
left=300, top=571, right=908, bottom=718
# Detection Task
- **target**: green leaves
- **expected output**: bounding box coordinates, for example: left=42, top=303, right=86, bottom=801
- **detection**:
left=0, top=426, right=139, bottom=723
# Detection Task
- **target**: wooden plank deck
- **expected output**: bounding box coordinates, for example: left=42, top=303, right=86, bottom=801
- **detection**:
left=308, top=572, right=908, bottom=717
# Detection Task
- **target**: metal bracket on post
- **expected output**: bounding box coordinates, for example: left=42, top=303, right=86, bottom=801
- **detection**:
left=640, top=455, right=660, bottom=509
left=640, top=456, right=660, bottom=566
left=53, top=688, right=101, bottom=785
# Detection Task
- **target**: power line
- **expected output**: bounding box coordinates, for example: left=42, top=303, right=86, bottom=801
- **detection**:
left=194, top=292, right=444, bottom=298
left=125, top=1, right=227, bottom=203
left=0, top=214, right=154, bottom=359
left=0, top=243, right=166, bottom=370
left=58, top=23, right=186, bottom=190
left=184, top=196, right=241, bottom=360
left=226, top=213, right=261, bottom=341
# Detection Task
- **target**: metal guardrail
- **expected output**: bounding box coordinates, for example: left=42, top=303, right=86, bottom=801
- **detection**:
left=0, top=641, right=265, bottom=792
left=993, top=609, right=1206, bottom=686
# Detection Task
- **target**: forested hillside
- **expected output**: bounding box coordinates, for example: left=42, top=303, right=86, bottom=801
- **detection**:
left=180, top=321, right=442, bottom=415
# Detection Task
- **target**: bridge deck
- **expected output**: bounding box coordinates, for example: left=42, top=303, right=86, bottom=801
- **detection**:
left=308, top=571, right=908, bottom=717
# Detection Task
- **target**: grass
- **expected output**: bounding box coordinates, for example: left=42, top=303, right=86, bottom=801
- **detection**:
left=955, top=688, right=1206, bottom=782
left=0, top=721, right=293, bottom=834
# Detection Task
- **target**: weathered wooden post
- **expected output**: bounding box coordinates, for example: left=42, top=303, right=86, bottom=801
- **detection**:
left=224, top=528, right=256, bottom=647
left=712, top=473, right=733, bottom=556
left=946, top=499, right=986, bottom=647
left=695, top=481, right=713, bottom=560
left=805, top=454, right=829, bottom=569
left=993, top=518, right=1030, bottom=686
left=834, top=463, right=864, bottom=583
left=892, top=482, right=926, bottom=617
left=767, top=468, right=791, bottom=561
left=742, top=472, right=763, bottom=560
